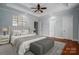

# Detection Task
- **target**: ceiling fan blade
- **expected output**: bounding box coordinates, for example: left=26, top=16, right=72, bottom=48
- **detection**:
left=31, top=8, right=37, bottom=9
left=34, top=10, right=38, bottom=12
left=39, top=10, right=43, bottom=13
left=37, top=4, right=40, bottom=8
left=41, top=7, right=47, bottom=9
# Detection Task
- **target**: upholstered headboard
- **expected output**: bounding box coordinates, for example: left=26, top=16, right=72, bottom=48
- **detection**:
left=12, top=29, right=29, bottom=36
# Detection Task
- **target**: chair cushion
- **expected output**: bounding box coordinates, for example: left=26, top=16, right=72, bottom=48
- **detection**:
left=30, top=37, right=54, bottom=55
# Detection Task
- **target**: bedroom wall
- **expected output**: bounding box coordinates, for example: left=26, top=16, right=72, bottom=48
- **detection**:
left=73, top=9, right=79, bottom=41
left=38, top=9, right=79, bottom=41
left=78, top=24, right=79, bottom=41
left=73, top=10, right=79, bottom=41
left=38, top=15, right=50, bottom=36
left=38, top=12, right=63, bottom=37
left=0, top=8, right=19, bottom=35
left=38, top=10, right=68, bottom=37
left=0, top=7, right=38, bottom=35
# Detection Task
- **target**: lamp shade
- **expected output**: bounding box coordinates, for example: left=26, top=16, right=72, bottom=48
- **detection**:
left=2, top=28, right=8, bottom=32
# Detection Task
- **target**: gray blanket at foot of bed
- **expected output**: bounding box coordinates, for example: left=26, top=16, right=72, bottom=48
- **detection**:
left=30, top=37, right=54, bottom=55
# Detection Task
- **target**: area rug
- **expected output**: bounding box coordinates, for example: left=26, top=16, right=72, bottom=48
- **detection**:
left=46, top=41, right=66, bottom=55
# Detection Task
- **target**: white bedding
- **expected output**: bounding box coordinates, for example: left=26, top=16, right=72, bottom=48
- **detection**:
left=11, top=33, right=36, bottom=45
left=11, top=33, right=46, bottom=55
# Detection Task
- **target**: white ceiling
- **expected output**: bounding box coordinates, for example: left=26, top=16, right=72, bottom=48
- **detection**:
left=0, top=3, right=78, bottom=17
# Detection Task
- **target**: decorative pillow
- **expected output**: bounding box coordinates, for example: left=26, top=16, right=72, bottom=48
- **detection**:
left=21, top=30, right=29, bottom=35
left=12, top=29, right=30, bottom=36
left=12, top=30, right=21, bottom=36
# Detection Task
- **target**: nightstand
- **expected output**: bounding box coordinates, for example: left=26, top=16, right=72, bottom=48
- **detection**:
left=0, top=35, right=10, bottom=44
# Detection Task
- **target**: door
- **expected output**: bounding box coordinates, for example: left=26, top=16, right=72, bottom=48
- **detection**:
left=54, top=19, right=62, bottom=37
left=49, top=19, right=57, bottom=37
left=62, top=15, right=73, bottom=39
left=49, top=17, right=63, bottom=38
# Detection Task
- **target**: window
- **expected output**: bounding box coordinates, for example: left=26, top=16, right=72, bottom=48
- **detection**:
left=12, top=16, right=18, bottom=26
left=12, top=16, right=26, bottom=27
left=12, top=15, right=27, bottom=32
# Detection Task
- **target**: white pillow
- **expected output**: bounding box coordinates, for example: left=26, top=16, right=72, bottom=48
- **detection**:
left=12, top=30, right=21, bottom=36
left=21, top=30, right=29, bottom=35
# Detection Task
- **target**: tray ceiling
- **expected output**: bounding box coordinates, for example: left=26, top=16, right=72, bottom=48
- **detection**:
left=0, top=3, right=78, bottom=17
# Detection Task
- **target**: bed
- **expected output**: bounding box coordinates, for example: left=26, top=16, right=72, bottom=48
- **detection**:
left=10, top=30, right=47, bottom=55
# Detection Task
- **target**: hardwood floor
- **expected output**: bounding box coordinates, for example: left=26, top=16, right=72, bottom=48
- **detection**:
left=52, top=37, right=79, bottom=55
left=62, top=41, right=79, bottom=55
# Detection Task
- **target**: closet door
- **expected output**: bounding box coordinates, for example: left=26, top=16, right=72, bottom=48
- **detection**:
left=49, top=17, right=62, bottom=37
left=49, top=19, right=57, bottom=37
left=54, top=19, right=62, bottom=38
left=62, top=15, right=73, bottom=40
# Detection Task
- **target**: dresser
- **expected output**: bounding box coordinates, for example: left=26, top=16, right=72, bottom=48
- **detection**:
left=0, top=35, right=9, bottom=44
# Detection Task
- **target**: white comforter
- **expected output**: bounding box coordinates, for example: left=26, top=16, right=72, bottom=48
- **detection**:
left=11, top=34, right=46, bottom=55
left=11, top=33, right=36, bottom=44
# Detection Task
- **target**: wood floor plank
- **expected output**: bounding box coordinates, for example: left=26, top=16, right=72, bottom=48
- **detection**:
left=51, top=37, right=79, bottom=55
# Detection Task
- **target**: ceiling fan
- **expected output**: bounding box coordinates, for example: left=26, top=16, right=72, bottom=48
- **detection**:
left=31, top=4, right=47, bottom=13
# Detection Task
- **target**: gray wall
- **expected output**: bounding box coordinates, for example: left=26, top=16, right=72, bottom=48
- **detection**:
left=0, top=5, right=79, bottom=41
left=73, top=9, right=79, bottom=41
left=0, top=8, right=19, bottom=34
left=73, top=13, right=78, bottom=40
left=0, top=8, right=18, bottom=27
left=0, top=8, right=38, bottom=35
left=38, top=9, right=79, bottom=41
left=38, top=15, right=50, bottom=36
